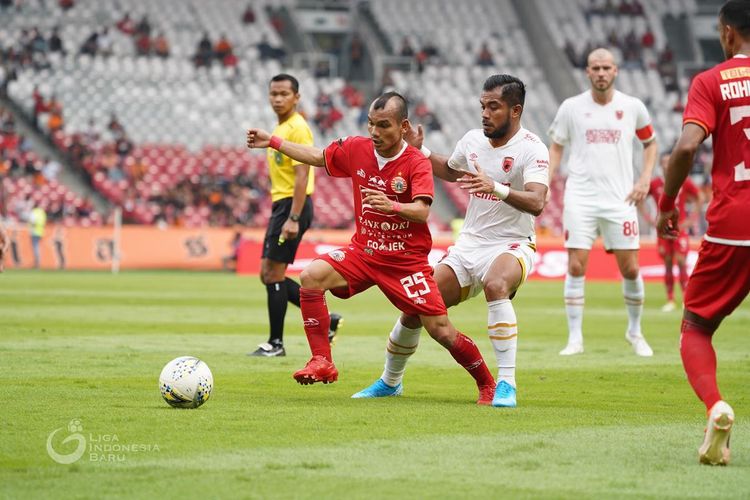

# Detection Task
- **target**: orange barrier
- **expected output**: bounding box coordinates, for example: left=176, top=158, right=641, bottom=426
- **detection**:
left=2, top=225, right=698, bottom=279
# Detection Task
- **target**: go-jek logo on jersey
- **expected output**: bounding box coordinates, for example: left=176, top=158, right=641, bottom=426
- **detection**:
left=47, top=419, right=86, bottom=464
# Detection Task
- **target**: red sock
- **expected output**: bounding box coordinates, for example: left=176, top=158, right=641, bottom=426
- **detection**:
left=300, top=288, right=332, bottom=361
left=678, top=263, right=688, bottom=292
left=680, top=319, right=721, bottom=411
left=448, top=332, right=495, bottom=388
left=664, top=264, right=674, bottom=301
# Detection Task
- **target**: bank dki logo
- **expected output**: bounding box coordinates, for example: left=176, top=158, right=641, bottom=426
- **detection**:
left=46, top=419, right=86, bottom=464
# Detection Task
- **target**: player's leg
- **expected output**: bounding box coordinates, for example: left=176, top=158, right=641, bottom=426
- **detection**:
left=660, top=238, right=676, bottom=311
left=561, top=206, right=597, bottom=355
left=676, top=233, right=690, bottom=297
left=293, top=258, right=350, bottom=385
left=353, top=262, right=464, bottom=398
left=679, top=243, right=750, bottom=465
left=612, top=249, right=652, bottom=356
left=482, top=247, right=529, bottom=408
left=420, top=313, right=496, bottom=405
left=562, top=248, right=589, bottom=355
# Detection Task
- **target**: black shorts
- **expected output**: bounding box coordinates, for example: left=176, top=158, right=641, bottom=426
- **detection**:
left=262, top=196, right=313, bottom=264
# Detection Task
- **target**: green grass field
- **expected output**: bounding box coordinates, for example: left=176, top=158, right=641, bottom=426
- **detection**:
left=1, top=271, right=748, bottom=499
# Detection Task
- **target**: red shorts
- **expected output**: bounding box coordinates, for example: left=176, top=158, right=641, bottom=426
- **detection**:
left=317, top=245, right=447, bottom=317
left=684, top=241, right=750, bottom=320
left=657, top=232, right=689, bottom=258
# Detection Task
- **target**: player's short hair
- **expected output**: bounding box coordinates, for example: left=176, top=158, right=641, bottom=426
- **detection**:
left=270, top=73, right=299, bottom=93
left=483, top=74, right=526, bottom=108
left=371, top=91, right=408, bottom=121
left=720, top=0, right=750, bottom=37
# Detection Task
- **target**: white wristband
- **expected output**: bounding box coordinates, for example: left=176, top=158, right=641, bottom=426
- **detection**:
left=420, top=145, right=431, bottom=158
left=493, top=181, right=510, bottom=200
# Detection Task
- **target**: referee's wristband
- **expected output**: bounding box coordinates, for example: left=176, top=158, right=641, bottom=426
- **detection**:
left=269, top=135, right=283, bottom=150
left=420, top=145, right=431, bottom=158
left=493, top=181, right=511, bottom=200
left=658, top=193, right=677, bottom=212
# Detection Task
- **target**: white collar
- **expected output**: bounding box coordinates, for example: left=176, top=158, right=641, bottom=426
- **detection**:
left=374, top=141, right=408, bottom=170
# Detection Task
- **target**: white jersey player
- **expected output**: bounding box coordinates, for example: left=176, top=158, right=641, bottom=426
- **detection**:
left=548, top=47, right=658, bottom=357
left=352, top=74, right=549, bottom=408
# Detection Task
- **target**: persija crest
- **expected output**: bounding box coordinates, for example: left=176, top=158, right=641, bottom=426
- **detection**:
left=391, top=176, right=407, bottom=194
left=502, top=156, right=514, bottom=173
left=615, top=110, right=624, bottom=120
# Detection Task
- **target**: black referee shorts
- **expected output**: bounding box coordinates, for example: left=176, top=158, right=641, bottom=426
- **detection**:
left=262, top=196, right=313, bottom=264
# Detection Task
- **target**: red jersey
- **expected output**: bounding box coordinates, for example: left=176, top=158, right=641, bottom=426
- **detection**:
left=683, top=55, right=750, bottom=244
left=648, top=176, right=699, bottom=225
left=323, top=136, right=434, bottom=261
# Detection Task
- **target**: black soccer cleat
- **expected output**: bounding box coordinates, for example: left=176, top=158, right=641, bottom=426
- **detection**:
left=248, top=342, right=286, bottom=357
left=328, top=313, right=343, bottom=345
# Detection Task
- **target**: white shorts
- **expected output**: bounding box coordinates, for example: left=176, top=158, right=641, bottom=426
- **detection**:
left=563, top=205, right=640, bottom=251
left=439, top=239, right=536, bottom=302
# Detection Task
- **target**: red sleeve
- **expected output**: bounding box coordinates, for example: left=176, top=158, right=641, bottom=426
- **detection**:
left=409, top=153, right=434, bottom=202
left=683, top=72, right=715, bottom=136
left=323, top=137, right=354, bottom=178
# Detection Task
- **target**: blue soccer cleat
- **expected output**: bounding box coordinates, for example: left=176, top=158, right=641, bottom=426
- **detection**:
left=492, top=380, right=517, bottom=408
left=351, top=379, right=402, bottom=398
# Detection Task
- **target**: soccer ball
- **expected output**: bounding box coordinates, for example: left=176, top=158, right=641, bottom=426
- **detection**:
left=159, top=356, right=213, bottom=409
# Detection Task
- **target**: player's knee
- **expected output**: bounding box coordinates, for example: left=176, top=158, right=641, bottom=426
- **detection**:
left=400, top=314, right=422, bottom=329
left=483, top=278, right=513, bottom=300
left=568, top=260, right=586, bottom=277
left=299, top=268, right=317, bottom=288
left=621, top=265, right=639, bottom=280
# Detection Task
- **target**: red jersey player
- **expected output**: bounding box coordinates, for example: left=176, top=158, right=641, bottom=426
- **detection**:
left=246, top=92, right=496, bottom=404
left=643, top=154, right=703, bottom=312
left=656, top=0, right=750, bottom=466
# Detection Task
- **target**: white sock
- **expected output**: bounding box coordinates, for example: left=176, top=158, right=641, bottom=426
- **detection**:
left=381, top=319, right=421, bottom=387
left=623, top=275, right=644, bottom=336
left=564, top=273, right=585, bottom=345
left=487, top=299, right=517, bottom=388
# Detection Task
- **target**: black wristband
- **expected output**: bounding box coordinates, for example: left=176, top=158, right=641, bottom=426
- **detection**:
left=289, top=213, right=301, bottom=222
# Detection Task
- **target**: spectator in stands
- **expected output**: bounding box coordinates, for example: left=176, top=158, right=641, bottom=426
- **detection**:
left=58, top=0, right=73, bottom=10
left=107, top=112, right=124, bottom=136
left=28, top=199, right=46, bottom=269
left=153, top=32, right=169, bottom=58
left=194, top=32, right=213, bottom=67
left=476, top=42, right=494, bottom=67
left=79, top=30, right=99, bottom=56
left=135, top=14, right=151, bottom=37
left=399, top=37, right=414, bottom=58
left=42, top=157, right=60, bottom=181
left=31, top=85, right=48, bottom=129
left=135, top=31, right=151, bottom=56
left=242, top=4, right=256, bottom=24
left=349, top=34, right=363, bottom=72
left=214, top=34, right=233, bottom=61
left=116, top=12, right=136, bottom=35
left=48, top=26, right=66, bottom=55
left=257, top=34, right=284, bottom=61
left=98, top=27, right=113, bottom=57
left=46, top=95, right=63, bottom=133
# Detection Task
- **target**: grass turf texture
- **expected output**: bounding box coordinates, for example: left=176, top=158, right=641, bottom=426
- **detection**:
left=1, top=270, right=748, bottom=499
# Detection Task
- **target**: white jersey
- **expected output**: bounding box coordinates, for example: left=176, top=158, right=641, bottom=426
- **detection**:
left=448, top=127, right=550, bottom=244
left=548, top=90, right=655, bottom=209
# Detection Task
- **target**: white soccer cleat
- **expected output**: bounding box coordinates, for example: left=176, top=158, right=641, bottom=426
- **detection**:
left=559, top=342, right=584, bottom=356
left=625, top=332, right=653, bottom=357
left=699, top=400, right=734, bottom=466
left=660, top=301, right=676, bottom=312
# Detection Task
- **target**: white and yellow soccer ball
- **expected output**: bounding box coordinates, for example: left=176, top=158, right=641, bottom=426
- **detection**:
left=159, top=356, right=213, bottom=408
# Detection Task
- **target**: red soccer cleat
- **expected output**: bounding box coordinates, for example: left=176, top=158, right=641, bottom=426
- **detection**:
left=293, top=355, right=339, bottom=385
left=477, top=381, right=496, bottom=405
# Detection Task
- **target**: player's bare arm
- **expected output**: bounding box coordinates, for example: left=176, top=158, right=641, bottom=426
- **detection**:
left=361, top=188, right=430, bottom=223
left=656, top=124, right=706, bottom=238
left=246, top=128, right=325, bottom=167
left=627, top=139, right=658, bottom=205
left=281, top=162, right=310, bottom=241
left=0, top=223, right=8, bottom=273
left=456, top=161, right=546, bottom=216
left=404, top=123, right=464, bottom=182
left=547, top=142, right=564, bottom=203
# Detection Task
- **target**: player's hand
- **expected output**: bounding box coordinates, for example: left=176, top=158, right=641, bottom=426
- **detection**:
left=626, top=180, right=649, bottom=205
left=246, top=128, right=271, bottom=149
left=404, top=123, right=424, bottom=149
left=279, top=219, right=299, bottom=244
left=656, top=209, right=680, bottom=240
left=456, top=161, right=494, bottom=194
left=362, top=188, right=399, bottom=213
